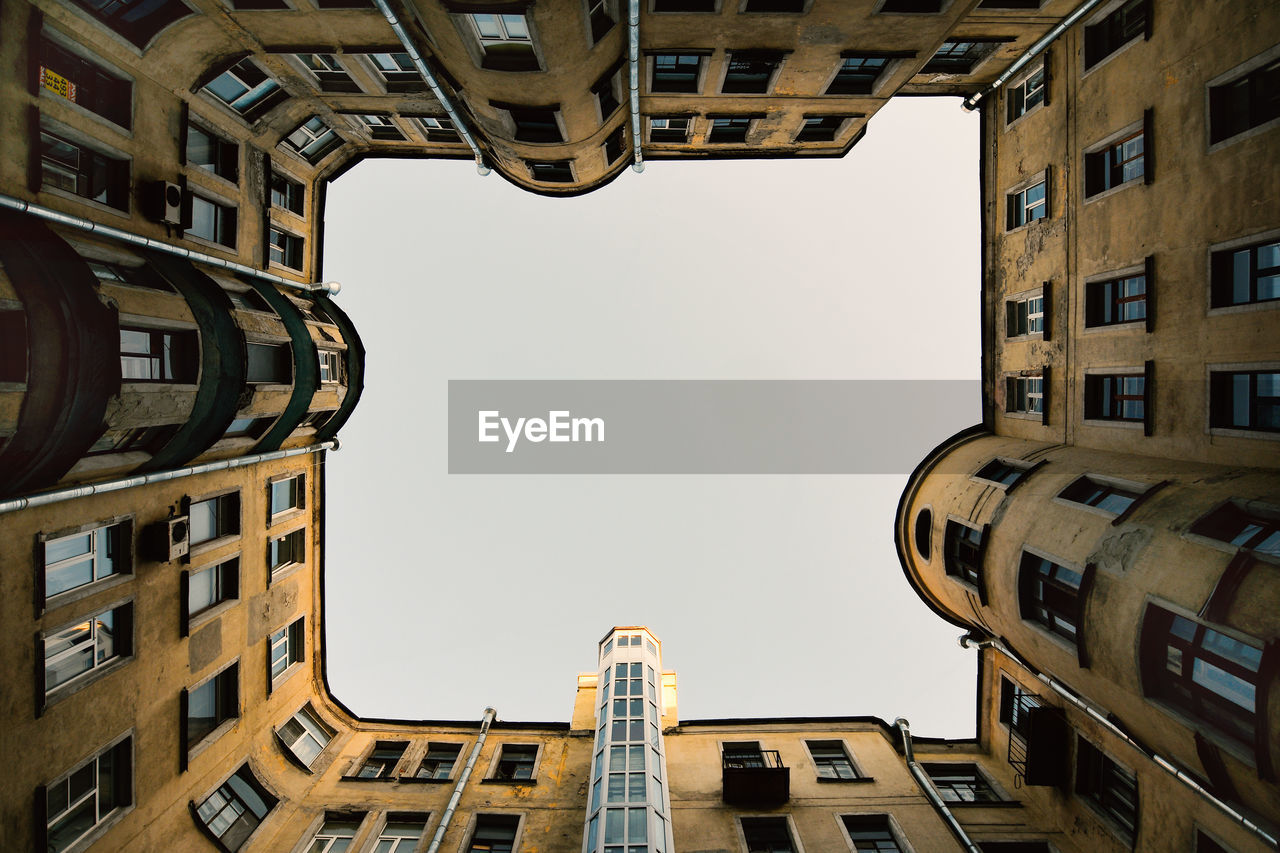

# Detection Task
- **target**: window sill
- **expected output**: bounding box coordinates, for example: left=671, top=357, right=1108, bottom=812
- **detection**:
left=1207, top=299, right=1280, bottom=317
left=480, top=777, right=538, bottom=785
left=1083, top=179, right=1142, bottom=205
left=120, top=382, right=199, bottom=392
left=43, top=573, right=133, bottom=617
left=1081, top=33, right=1144, bottom=80
left=183, top=233, right=238, bottom=255
left=187, top=167, right=240, bottom=193
left=1002, top=411, right=1045, bottom=421
left=1081, top=418, right=1144, bottom=431
left=41, top=655, right=133, bottom=715
left=187, top=597, right=239, bottom=634
left=1004, top=333, right=1044, bottom=344
left=1004, top=217, right=1049, bottom=236
left=187, top=716, right=239, bottom=766
left=1208, top=427, right=1280, bottom=442
left=270, top=659, right=304, bottom=693
left=339, top=774, right=400, bottom=783
left=397, top=776, right=452, bottom=784
left=39, top=186, right=131, bottom=219
left=1082, top=320, right=1146, bottom=333
left=39, top=88, right=134, bottom=138
left=1050, top=495, right=1122, bottom=522
left=1207, top=115, right=1280, bottom=154
left=270, top=561, right=306, bottom=585
left=942, top=799, right=1023, bottom=808
left=188, top=534, right=241, bottom=560
left=1004, top=102, right=1045, bottom=132
left=268, top=507, right=306, bottom=528
left=815, top=775, right=875, bottom=783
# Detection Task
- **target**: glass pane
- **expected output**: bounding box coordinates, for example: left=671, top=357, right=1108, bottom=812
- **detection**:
left=605, top=809, right=624, bottom=843
left=1193, top=658, right=1255, bottom=710
left=471, top=13, right=502, bottom=38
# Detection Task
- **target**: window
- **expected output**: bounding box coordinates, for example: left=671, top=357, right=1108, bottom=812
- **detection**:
left=1005, top=374, right=1043, bottom=415
left=188, top=557, right=239, bottom=619
left=653, top=0, right=715, bottom=10
left=358, top=742, right=408, bottom=778
left=283, top=116, right=341, bottom=163
left=1084, top=373, right=1145, bottom=422
left=708, top=117, right=752, bottom=144
left=1075, top=738, right=1138, bottom=843
left=1006, top=293, right=1043, bottom=336
left=649, top=116, right=690, bottom=142
left=914, top=508, right=932, bottom=558
left=842, top=815, right=901, bottom=852
left=119, top=327, right=196, bottom=382
left=1086, top=273, right=1146, bottom=326
left=38, top=36, right=132, bottom=128
left=269, top=617, right=304, bottom=682
left=923, top=40, right=1001, bottom=75
left=467, top=13, right=538, bottom=71
left=604, top=126, right=626, bottom=164
left=269, top=528, right=304, bottom=574
left=276, top=704, right=332, bottom=767
left=1141, top=605, right=1263, bottom=747
left=943, top=520, right=983, bottom=588
left=43, top=522, right=127, bottom=599
left=527, top=160, right=574, bottom=183
left=467, top=814, right=519, bottom=853
left=186, top=665, right=238, bottom=751
left=1006, top=64, right=1045, bottom=123
left=1019, top=551, right=1083, bottom=643
left=593, top=69, right=621, bottom=118
left=226, top=286, right=273, bottom=313
left=270, top=172, right=304, bottom=214
left=741, top=817, right=794, bottom=852
left=307, top=816, right=362, bottom=853
left=188, top=124, right=238, bottom=181
left=88, top=425, right=177, bottom=457
left=974, top=458, right=1032, bottom=487
left=417, top=742, right=463, bottom=779
left=1209, top=56, right=1280, bottom=144
left=651, top=54, right=702, bottom=93
left=923, top=764, right=1000, bottom=802
left=44, top=602, right=132, bottom=695
left=189, top=493, right=239, bottom=546
left=368, top=53, right=420, bottom=89
left=268, top=227, right=303, bottom=269
left=317, top=350, right=342, bottom=384
left=1058, top=475, right=1143, bottom=515
left=744, top=0, right=803, bottom=9
left=827, top=55, right=889, bottom=95
left=67, top=0, right=190, bottom=48
left=880, top=0, right=940, bottom=11
left=796, top=115, right=846, bottom=142
left=46, top=736, right=132, bottom=853
left=203, top=58, right=283, bottom=119
left=1006, top=177, right=1047, bottom=228
left=722, top=51, right=783, bottom=94
left=188, top=195, right=237, bottom=247
left=356, top=113, right=404, bottom=140
left=195, top=764, right=277, bottom=852
left=806, top=740, right=858, bottom=779
left=40, top=130, right=128, bottom=209
left=494, top=744, right=537, bottom=780
left=1085, top=128, right=1144, bottom=196
left=295, top=53, right=359, bottom=92
left=508, top=107, right=563, bottom=143
left=1084, top=0, right=1146, bottom=69
left=85, top=259, right=171, bottom=291
left=1190, top=501, right=1280, bottom=555
left=416, top=116, right=460, bottom=142
left=245, top=342, right=291, bottom=384
left=270, top=475, right=303, bottom=516
left=222, top=417, right=272, bottom=439
left=999, top=676, right=1041, bottom=735
left=374, top=818, right=427, bottom=852
left=587, top=0, right=615, bottom=41
left=1210, top=238, right=1279, bottom=308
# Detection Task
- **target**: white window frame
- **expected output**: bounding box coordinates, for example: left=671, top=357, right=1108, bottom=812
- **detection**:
left=1006, top=171, right=1048, bottom=230
left=275, top=703, right=334, bottom=769
left=43, top=599, right=132, bottom=700
left=269, top=617, right=304, bottom=686
left=804, top=739, right=863, bottom=781
left=1006, top=286, right=1045, bottom=339
left=1005, top=61, right=1046, bottom=127
left=41, top=518, right=131, bottom=607
left=44, top=731, right=134, bottom=853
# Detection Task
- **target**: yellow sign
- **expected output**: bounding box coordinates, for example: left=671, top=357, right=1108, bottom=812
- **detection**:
left=39, top=66, right=77, bottom=103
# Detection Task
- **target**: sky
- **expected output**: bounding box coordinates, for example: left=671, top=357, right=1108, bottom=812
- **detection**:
left=319, top=96, right=984, bottom=738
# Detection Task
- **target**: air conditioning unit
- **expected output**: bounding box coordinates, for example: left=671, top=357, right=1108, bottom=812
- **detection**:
left=147, top=515, right=190, bottom=563
left=144, top=180, right=183, bottom=225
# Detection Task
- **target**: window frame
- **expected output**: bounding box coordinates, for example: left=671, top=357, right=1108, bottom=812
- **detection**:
left=184, top=556, right=240, bottom=632
left=719, top=50, right=786, bottom=95
left=1082, top=369, right=1148, bottom=428
left=1017, top=549, right=1087, bottom=648
left=1082, top=0, right=1148, bottom=73
left=244, top=341, right=293, bottom=385
left=42, top=731, right=134, bottom=853
left=1005, top=287, right=1045, bottom=339
left=187, top=122, right=239, bottom=183
left=922, top=38, right=1004, bottom=75
left=462, top=12, right=541, bottom=72
left=1003, top=372, right=1045, bottom=419
left=739, top=814, right=800, bottom=852
left=42, top=599, right=134, bottom=703
left=184, top=660, right=240, bottom=761
left=1187, top=499, right=1280, bottom=557
left=1074, top=737, right=1139, bottom=844
left=37, top=32, right=134, bottom=130
left=1208, top=231, right=1280, bottom=312
left=1085, top=264, right=1149, bottom=328
left=921, top=762, right=1005, bottom=804
left=971, top=457, right=1038, bottom=489
left=464, top=812, right=523, bottom=853
left=825, top=53, right=897, bottom=96
left=1005, top=59, right=1046, bottom=126
left=805, top=739, right=864, bottom=781
left=1054, top=473, right=1151, bottom=519
left=38, top=124, right=130, bottom=211
left=489, top=742, right=541, bottom=782
left=1206, top=45, right=1280, bottom=148
left=118, top=325, right=198, bottom=383
left=415, top=742, right=465, bottom=780
left=40, top=518, right=133, bottom=610
left=192, top=762, right=278, bottom=853
left=268, top=616, right=305, bottom=688
left=281, top=115, right=342, bottom=164
left=274, top=703, right=334, bottom=770
left=351, top=740, right=410, bottom=779
left=1083, top=119, right=1146, bottom=200
left=267, top=226, right=304, bottom=270
left=268, top=473, right=305, bottom=519
left=268, top=527, right=306, bottom=579
left=1005, top=171, right=1048, bottom=230
left=269, top=170, right=305, bottom=215
left=942, top=518, right=986, bottom=597
left=707, top=115, right=756, bottom=144
left=649, top=52, right=706, bottom=94
left=187, top=490, right=241, bottom=551
left=839, top=813, right=906, bottom=852
left=187, top=192, right=238, bottom=248
left=200, top=57, right=284, bottom=122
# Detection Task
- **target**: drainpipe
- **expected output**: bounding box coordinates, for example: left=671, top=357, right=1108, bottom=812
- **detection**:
left=894, top=718, right=984, bottom=853
left=960, top=633, right=1280, bottom=850
left=425, top=707, right=497, bottom=853
left=368, top=0, right=489, bottom=175
left=626, top=0, right=644, bottom=173
left=0, top=441, right=336, bottom=515
left=961, top=0, right=1108, bottom=111
left=0, top=193, right=339, bottom=294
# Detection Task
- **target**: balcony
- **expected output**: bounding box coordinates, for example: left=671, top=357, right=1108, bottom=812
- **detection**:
left=1008, top=695, right=1070, bottom=786
left=722, top=747, right=789, bottom=806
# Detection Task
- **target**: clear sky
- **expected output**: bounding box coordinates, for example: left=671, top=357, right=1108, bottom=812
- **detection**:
left=320, top=96, right=984, bottom=737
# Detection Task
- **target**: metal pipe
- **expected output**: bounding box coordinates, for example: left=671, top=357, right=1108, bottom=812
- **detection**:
left=960, top=633, right=1280, bottom=850
left=0, top=193, right=339, bottom=294
left=961, top=0, right=1109, bottom=111
left=0, top=441, right=336, bottom=515
left=368, top=0, right=489, bottom=175
left=425, top=707, right=497, bottom=853
left=626, top=0, right=644, bottom=173
left=894, top=718, right=984, bottom=853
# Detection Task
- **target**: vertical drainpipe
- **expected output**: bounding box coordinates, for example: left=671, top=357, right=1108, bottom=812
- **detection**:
left=424, top=707, right=497, bottom=853
left=627, top=0, right=644, bottom=173
left=894, top=718, right=984, bottom=853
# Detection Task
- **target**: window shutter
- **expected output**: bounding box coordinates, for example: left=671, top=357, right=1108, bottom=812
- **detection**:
left=1144, top=255, right=1155, bottom=333
left=1041, top=280, right=1052, bottom=342
left=34, top=631, right=46, bottom=717
left=1043, top=166, right=1052, bottom=219
left=1143, top=107, right=1154, bottom=184
left=1143, top=359, right=1154, bottom=437
left=179, top=688, right=190, bottom=772
left=1040, top=366, right=1051, bottom=426
left=1143, top=0, right=1153, bottom=41
left=34, top=783, right=48, bottom=852
left=27, top=106, right=42, bottom=193
left=179, top=571, right=190, bottom=638
left=974, top=523, right=991, bottom=606
left=1041, top=48, right=1051, bottom=107
left=1076, top=563, right=1097, bottom=669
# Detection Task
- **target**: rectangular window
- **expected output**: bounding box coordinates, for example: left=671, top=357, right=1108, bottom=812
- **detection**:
left=308, top=816, right=362, bottom=851
left=119, top=327, right=196, bottom=382
left=222, top=417, right=271, bottom=439
left=269, top=617, right=304, bottom=682
left=806, top=740, right=858, bottom=779
left=741, top=816, right=794, bottom=852
left=651, top=53, right=702, bottom=93
left=417, top=742, right=463, bottom=778
left=375, top=818, right=426, bottom=852
left=467, top=13, right=538, bottom=71
left=189, top=493, right=239, bottom=546
left=1006, top=177, right=1047, bottom=228
left=187, top=124, right=238, bottom=182
left=1006, top=64, right=1045, bottom=123
left=367, top=52, right=420, bottom=89
left=43, top=522, right=127, bottom=599
left=188, top=195, right=236, bottom=247
left=85, top=425, right=174, bottom=456
left=295, top=53, right=360, bottom=93
left=603, top=126, right=626, bottom=164
left=649, top=116, right=690, bottom=143
left=1018, top=551, right=1084, bottom=643
left=796, top=115, right=846, bottom=142
left=358, top=741, right=408, bottom=778
left=317, top=350, right=342, bottom=384
left=277, top=704, right=333, bottom=768
left=880, top=0, right=941, bottom=10
left=1085, top=128, right=1144, bottom=196
left=1005, top=374, right=1044, bottom=415
left=826, top=55, right=889, bottom=95
left=44, top=602, right=131, bottom=694
left=707, top=117, right=751, bottom=144
left=1084, top=373, right=1145, bottom=422
left=1190, top=501, right=1280, bottom=555
left=1075, top=738, right=1138, bottom=843
left=40, top=130, right=128, bottom=209
left=188, top=557, right=239, bottom=619
left=943, top=521, right=984, bottom=588
left=506, top=107, right=562, bottom=144
left=1209, top=57, right=1280, bottom=144
left=1210, top=238, right=1280, bottom=308
left=38, top=36, right=132, bottom=128
left=592, top=69, right=621, bottom=118
left=284, top=116, right=341, bottom=163
left=416, top=116, right=460, bottom=142
left=269, top=528, right=304, bottom=574
left=1005, top=293, right=1044, bottom=337
left=1058, top=475, right=1143, bottom=515
left=1084, top=0, right=1146, bottom=69
left=355, top=113, right=404, bottom=140
left=468, top=814, right=519, bottom=853
left=1086, top=273, right=1146, bottom=325
left=186, top=665, right=238, bottom=750
left=587, top=0, right=615, bottom=42
left=722, top=50, right=783, bottom=94
left=268, top=227, right=304, bottom=269
left=245, top=342, right=291, bottom=384
left=527, top=160, right=574, bottom=183
left=196, top=764, right=277, bottom=852
left=924, top=40, right=1001, bottom=75
left=974, top=458, right=1032, bottom=487
left=269, top=172, right=304, bottom=214
left=842, top=815, right=901, bottom=852
left=46, top=737, right=132, bottom=853
left=494, top=744, right=538, bottom=780
left=923, top=764, right=1001, bottom=802
left=270, top=475, right=303, bottom=515
left=203, top=58, right=283, bottom=119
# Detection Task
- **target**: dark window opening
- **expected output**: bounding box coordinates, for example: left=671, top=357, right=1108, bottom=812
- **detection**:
left=119, top=327, right=197, bottom=382
left=587, top=0, right=615, bottom=42
left=1191, top=501, right=1280, bottom=555
left=66, top=0, right=191, bottom=48
left=651, top=54, right=702, bottom=93
left=1075, top=738, right=1138, bottom=843
left=467, top=815, right=519, bottom=853
left=203, top=58, right=284, bottom=121
left=188, top=195, right=237, bottom=247
left=186, top=665, right=238, bottom=750
left=796, top=115, right=845, bottom=142
left=842, top=815, right=901, bottom=852
left=509, top=107, right=563, bottom=143
left=707, top=117, right=751, bottom=144
left=40, top=131, right=128, bottom=210
left=827, top=55, right=888, bottom=95
left=648, top=116, right=689, bottom=142
left=744, top=0, right=804, bottom=10
left=923, top=764, right=1001, bottom=802
left=1018, top=551, right=1083, bottom=644
left=1210, top=239, right=1280, bottom=308
left=880, top=0, right=941, bottom=11
left=1058, top=475, right=1142, bottom=515
left=269, top=228, right=303, bottom=269
left=924, top=40, right=1001, bottom=75
left=245, top=343, right=292, bottom=384
left=653, top=0, right=715, bottom=10
left=604, top=126, right=626, bottom=164
left=722, top=51, right=783, bottom=94
left=1084, top=0, right=1146, bottom=69
left=0, top=310, right=27, bottom=383
left=592, top=70, right=621, bottom=118
left=975, top=459, right=1030, bottom=486
left=270, top=172, right=304, bottom=214
left=1083, top=373, right=1145, bottom=422
left=195, top=764, right=276, bottom=851
left=1086, top=274, right=1146, bottom=326
left=527, top=160, right=574, bottom=183
left=494, top=744, right=538, bottom=780
left=1210, top=58, right=1280, bottom=144
left=943, top=520, right=983, bottom=587
left=1085, top=129, right=1144, bottom=196
left=188, top=124, right=238, bottom=182
left=38, top=37, right=132, bottom=128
